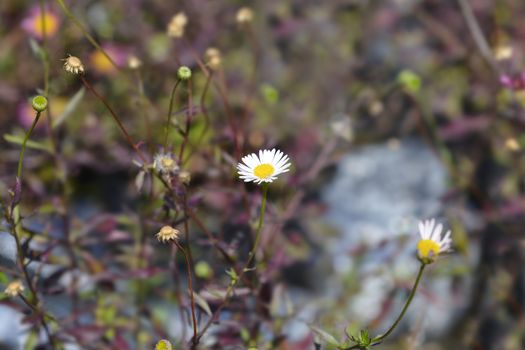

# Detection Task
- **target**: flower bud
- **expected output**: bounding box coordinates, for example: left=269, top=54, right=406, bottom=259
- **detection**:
left=31, top=95, right=48, bottom=112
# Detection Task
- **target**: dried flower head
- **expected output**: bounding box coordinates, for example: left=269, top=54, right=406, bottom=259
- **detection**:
left=62, top=55, right=85, bottom=75
left=178, top=170, right=191, bottom=185
left=205, top=47, right=222, bottom=70
left=156, top=226, right=180, bottom=243
left=236, top=7, right=254, bottom=24
left=154, top=153, right=179, bottom=174
left=167, top=12, right=188, bottom=38
left=505, top=138, right=520, bottom=151
left=494, top=45, right=513, bottom=61
left=237, top=148, right=291, bottom=184
left=128, top=55, right=143, bottom=70
left=417, top=219, right=452, bottom=264
left=4, top=280, right=24, bottom=297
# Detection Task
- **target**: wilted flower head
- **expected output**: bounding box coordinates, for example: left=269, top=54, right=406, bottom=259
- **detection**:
left=494, top=45, right=513, bottom=61
left=237, top=148, right=291, bottom=184
left=154, top=153, right=179, bottom=174
left=62, top=55, right=85, bottom=75
left=156, top=226, right=180, bottom=243
left=167, top=12, right=188, bottom=38
left=21, top=5, right=60, bottom=40
left=205, top=47, right=222, bottom=71
left=4, top=280, right=24, bottom=297
left=417, top=219, right=452, bottom=264
left=236, top=7, right=254, bottom=24
left=178, top=170, right=191, bottom=185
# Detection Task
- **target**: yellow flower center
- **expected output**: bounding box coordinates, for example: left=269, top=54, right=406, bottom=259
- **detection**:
left=254, top=163, right=274, bottom=179
left=34, top=12, right=59, bottom=38
left=417, top=239, right=440, bottom=258
left=161, top=158, right=175, bottom=169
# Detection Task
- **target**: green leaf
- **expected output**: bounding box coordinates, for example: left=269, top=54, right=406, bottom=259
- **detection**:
left=53, top=88, right=85, bottom=129
left=397, top=69, right=422, bottom=94
left=194, top=292, right=212, bottom=316
left=4, top=134, right=52, bottom=152
left=310, top=326, right=341, bottom=347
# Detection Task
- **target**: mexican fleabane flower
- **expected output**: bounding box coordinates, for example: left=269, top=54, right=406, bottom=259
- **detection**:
left=417, top=219, right=452, bottom=264
left=237, top=148, right=291, bottom=184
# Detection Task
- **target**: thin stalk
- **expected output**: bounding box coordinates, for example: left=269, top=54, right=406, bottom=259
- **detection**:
left=178, top=79, right=193, bottom=162
left=17, top=112, right=41, bottom=178
left=196, top=183, right=269, bottom=342
left=80, top=76, right=147, bottom=163
left=456, top=0, right=499, bottom=73
left=55, top=0, right=118, bottom=70
left=175, top=240, right=198, bottom=346
left=164, top=79, right=181, bottom=149
left=372, top=264, right=426, bottom=344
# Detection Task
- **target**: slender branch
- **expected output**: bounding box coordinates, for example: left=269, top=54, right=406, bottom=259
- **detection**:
left=456, top=0, right=499, bottom=73
left=80, top=76, right=147, bottom=163
left=17, top=112, right=41, bottom=178
left=164, top=79, right=181, bottom=149
left=55, top=0, right=119, bottom=70
left=196, top=183, right=269, bottom=342
left=175, top=240, right=198, bottom=345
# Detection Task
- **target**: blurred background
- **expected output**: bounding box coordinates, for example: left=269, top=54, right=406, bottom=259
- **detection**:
left=1, top=0, right=525, bottom=349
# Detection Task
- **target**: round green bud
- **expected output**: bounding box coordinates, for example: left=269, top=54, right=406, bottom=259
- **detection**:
left=177, top=66, right=192, bottom=81
left=31, top=95, right=48, bottom=112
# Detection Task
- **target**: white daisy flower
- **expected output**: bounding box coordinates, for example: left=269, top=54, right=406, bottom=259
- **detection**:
left=416, top=218, right=452, bottom=263
left=154, top=152, right=179, bottom=174
left=237, top=148, right=291, bottom=184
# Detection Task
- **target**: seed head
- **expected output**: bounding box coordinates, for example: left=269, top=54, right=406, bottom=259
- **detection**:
left=62, top=55, right=85, bottom=75
left=156, top=226, right=180, bottom=243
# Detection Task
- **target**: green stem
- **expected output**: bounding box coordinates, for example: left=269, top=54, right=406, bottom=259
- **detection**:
left=372, top=263, right=426, bottom=344
left=246, top=183, right=268, bottom=267
left=17, top=112, right=42, bottom=179
left=195, top=183, right=269, bottom=343
left=164, top=79, right=181, bottom=149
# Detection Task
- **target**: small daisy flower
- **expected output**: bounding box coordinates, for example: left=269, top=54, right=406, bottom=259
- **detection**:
left=237, top=148, right=291, bottom=184
left=62, top=55, right=85, bottom=75
left=156, top=226, right=180, bottom=243
left=167, top=12, right=188, bottom=38
left=4, top=280, right=24, bottom=297
left=154, top=153, right=179, bottom=174
left=416, top=219, right=452, bottom=264
left=21, top=5, right=60, bottom=40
